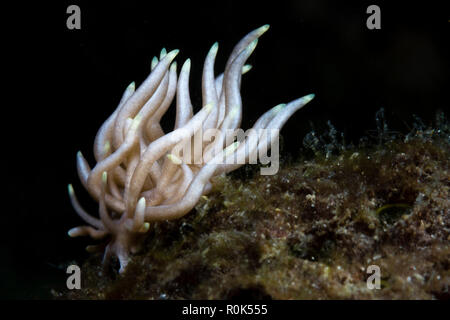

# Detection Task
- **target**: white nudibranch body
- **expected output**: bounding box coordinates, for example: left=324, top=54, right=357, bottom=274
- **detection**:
left=68, top=25, right=315, bottom=273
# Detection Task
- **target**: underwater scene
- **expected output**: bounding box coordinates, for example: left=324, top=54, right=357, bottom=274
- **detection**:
left=4, top=0, right=449, bottom=304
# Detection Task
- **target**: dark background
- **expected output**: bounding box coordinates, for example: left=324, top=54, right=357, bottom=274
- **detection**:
left=3, top=0, right=448, bottom=298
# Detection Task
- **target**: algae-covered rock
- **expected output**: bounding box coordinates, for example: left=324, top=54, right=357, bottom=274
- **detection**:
left=60, top=113, right=449, bottom=299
